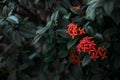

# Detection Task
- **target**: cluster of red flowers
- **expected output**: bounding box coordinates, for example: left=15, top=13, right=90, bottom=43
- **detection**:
left=77, top=36, right=107, bottom=61
left=67, top=23, right=107, bottom=65
left=69, top=50, right=82, bottom=65
left=66, top=23, right=86, bottom=39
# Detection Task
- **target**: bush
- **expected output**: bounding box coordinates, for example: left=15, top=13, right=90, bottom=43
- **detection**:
left=0, top=0, right=120, bottom=80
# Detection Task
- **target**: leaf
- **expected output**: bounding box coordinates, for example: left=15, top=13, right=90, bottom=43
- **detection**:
left=103, top=1, right=114, bottom=16
left=28, top=52, right=39, bottom=60
left=63, top=13, right=71, bottom=19
left=32, top=35, right=42, bottom=45
left=17, top=63, right=29, bottom=71
left=70, top=7, right=80, bottom=14
left=19, top=73, right=31, bottom=80
left=84, top=26, right=95, bottom=36
left=19, top=0, right=28, bottom=5
left=113, top=41, right=120, bottom=54
left=82, top=54, right=91, bottom=67
left=91, top=75, right=103, bottom=80
left=86, top=2, right=97, bottom=20
left=99, top=42, right=111, bottom=49
left=73, top=65, right=83, bottom=80
left=36, top=21, right=52, bottom=35
left=12, top=31, right=22, bottom=46
left=113, top=56, right=120, bottom=69
left=20, top=31, right=35, bottom=38
left=44, top=55, right=54, bottom=62
left=2, top=6, right=9, bottom=17
left=58, top=50, right=68, bottom=58
left=7, top=16, right=19, bottom=24
left=67, top=38, right=78, bottom=49
left=94, top=33, right=103, bottom=40
left=111, top=8, right=120, bottom=24
left=7, top=71, right=17, bottom=80
left=51, top=11, right=59, bottom=21
left=56, top=29, right=70, bottom=39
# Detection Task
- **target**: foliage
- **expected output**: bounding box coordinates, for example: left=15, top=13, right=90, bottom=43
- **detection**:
left=0, top=0, right=120, bottom=80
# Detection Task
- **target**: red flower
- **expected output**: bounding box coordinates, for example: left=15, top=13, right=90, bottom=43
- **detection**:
left=69, top=50, right=82, bottom=65
left=77, top=27, right=86, bottom=36
left=66, top=23, right=78, bottom=39
left=97, top=46, right=107, bottom=60
left=66, top=23, right=86, bottom=39
left=76, top=36, right=107, bottom=61
left=77, top=36, right=96, bottom=53
left=75, top=5, right=81, bottom=10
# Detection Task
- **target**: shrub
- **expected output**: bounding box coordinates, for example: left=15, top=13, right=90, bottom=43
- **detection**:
left=0, top=0, right=120, bottom=80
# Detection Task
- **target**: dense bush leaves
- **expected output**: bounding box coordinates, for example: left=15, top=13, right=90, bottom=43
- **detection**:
left=0, top=0, right=120, bottom=80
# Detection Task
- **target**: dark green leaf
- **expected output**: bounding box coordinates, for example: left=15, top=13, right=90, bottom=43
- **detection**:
left=67, top=38, right=78, bottom=49
left=56, top=29, right=70, bottom=39
left=94, top=33, right=103, bottom=40
left=44, top=55, right=54, bottom=62
left=82, top=54, right=91, bottom=67
left=51, top=11, right=59, bottom=21
left=58, top=50, right=68, bottom=58
left=17, top=63, right=29, bottom=71
left=103, top=1, right=114, bottom=16
left=84, top=26, right=95, bottom=36
left=86, top=3, right=96, bottom=20
left=19, top=73, right=31, bottom=80
left=12, top=31, right=22, bottom=46
left=7, top=16, right=19, bottom=24
left=113, top=41, right=120, bottom=54
left=91, top=75, right=103, bottom=80
left=7, top=71, right=17, bottom=80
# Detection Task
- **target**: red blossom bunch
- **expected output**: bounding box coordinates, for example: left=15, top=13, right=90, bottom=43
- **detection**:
left=77, top=36, right=107, bottom=61
left=67, top=23, right=107, bottom=65
left=69, top=50, right=82, bottom=65
left=66, top=23, right=86, bottom=39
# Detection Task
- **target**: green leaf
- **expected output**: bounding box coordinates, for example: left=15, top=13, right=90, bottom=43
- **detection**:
left=63, top=13, right=71, bottom=19
left=28, top=52, right=39, bottom=60
left=19, top=73, right=31, bottom=80
left=7, top=16, right=19, bottom=24
left=7, top=71, right=17, bottom=80
left=36, top=21, right=52, bottom=35
left=32, top=35, right=42, bottom=45
left=51, top=11, right=59, bottom=21
left=86, top=2, right=96, bottom=20
left=73, top=65, right=83, bottom=80
left=20, top=30, right=35, bottom=38
left=111, top=8, right=120, bottom=24
left=12, top=31, right=22, bottom=46
left=99, top=42, right=111, bottom=49
left=91, top=75, right=103, bottom=80
left=70, top=7, right=80, bottom=14
left=2, top=6, right=9, bottom=17
left=67, top=38, right=78, bottom=49
left=44, top=55, right=54, bottom=62
left=56, top=29, right=70, bottom=39
left=17, top=63, right=29, bottom=71
left=113, top=56, right=120, bottom=69
left=19, top=0, right=29, bottom=5
left=103, top=1, right=114, bottom=16
left=82, top=54, right=91, bottom=67
left=58, top=50, right=68, bottom=58
left=84, top=26, right=95, bottom=36
left=113, top=41, right=120, bottom=54
left=94, top=33, right=103, bottom=40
